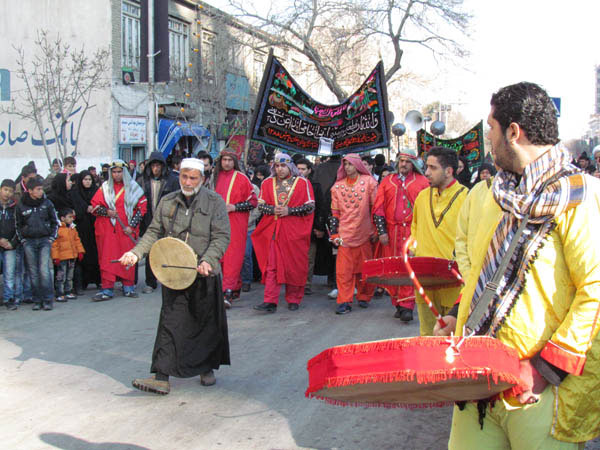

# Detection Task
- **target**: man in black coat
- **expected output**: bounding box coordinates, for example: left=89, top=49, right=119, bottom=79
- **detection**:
left=137, top=151, right=180, bottom=293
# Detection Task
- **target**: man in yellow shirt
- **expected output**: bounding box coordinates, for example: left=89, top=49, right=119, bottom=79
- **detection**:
left=411, top=146, right=467, bottom=336
left=436, top=82, right=600, bottom=448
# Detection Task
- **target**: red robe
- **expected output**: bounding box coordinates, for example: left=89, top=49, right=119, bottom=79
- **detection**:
left=215, top=169, right=257, bottom=291
left=252, top=176, right=314, bottom=286
left=91, top=182, right=147, bottom=284
left=373, top=172, right=429, bottom=305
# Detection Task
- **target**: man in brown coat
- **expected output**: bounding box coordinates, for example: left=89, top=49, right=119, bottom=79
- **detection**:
left=120, top=158, right=231, bottom=395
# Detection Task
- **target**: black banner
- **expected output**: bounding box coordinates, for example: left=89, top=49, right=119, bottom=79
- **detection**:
left=417, top=121, right=485, bottom=170
left=249, top=51, right=391, bottom=155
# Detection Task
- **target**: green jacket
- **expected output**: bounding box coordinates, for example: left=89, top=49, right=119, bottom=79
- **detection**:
left=131, top=188, right=230, bottom=274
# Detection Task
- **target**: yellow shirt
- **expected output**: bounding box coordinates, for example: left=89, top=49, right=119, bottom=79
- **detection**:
left=455, top=177, right=600, bottom=442
left=411, top=180, right=467, bottom=260
left=455, top=178, right=492, bottom=282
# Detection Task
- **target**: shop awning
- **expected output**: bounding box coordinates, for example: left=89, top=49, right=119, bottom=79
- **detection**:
left=158, top=119, right=211, bottom=158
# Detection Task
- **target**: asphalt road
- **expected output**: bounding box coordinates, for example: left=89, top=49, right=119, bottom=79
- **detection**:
left=1, top=275, right=598, bottom=450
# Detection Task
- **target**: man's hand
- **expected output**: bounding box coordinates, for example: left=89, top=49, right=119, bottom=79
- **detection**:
left=370, top=234, right=379, bottom=243
left=4, top=242, right=13, bottom=250
left=87, top=205, right=94, bottom=213
left=0, top=238, right=8, bottom=249
left=433, top=315, right=457, bottom=336
left=275, top=206, right=289, bottom=217
left=379, top=233, right=389, bottom=246
left=123, top=226, right=133, bottom=235
left=226, top=204, right=236, bottom=213
left=517, top=359, right=548, bottom=405
left=107, top=209, right=118, bottom=218
left=197, top=261, right=213, bottom=276
left=313, top=229, right=325, bottom=238
left=119, top=251, right=138, bottom=267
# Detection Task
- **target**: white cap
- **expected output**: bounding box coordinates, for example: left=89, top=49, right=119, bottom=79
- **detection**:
left=180, top=158, right=205, bottom=173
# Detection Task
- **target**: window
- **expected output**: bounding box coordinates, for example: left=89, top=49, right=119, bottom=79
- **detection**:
left=121, top=0, right=141, bottom=69
left=169, top=17, right=190, bottom=77
left=229, top=41, right=245, bottom=72
left=253, top=51, right=266, bottom=88
left=202, top=30, right=216, bottom=84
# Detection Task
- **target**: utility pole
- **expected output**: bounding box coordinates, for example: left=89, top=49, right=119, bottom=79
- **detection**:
left=147, top=0, right=156, bottom=156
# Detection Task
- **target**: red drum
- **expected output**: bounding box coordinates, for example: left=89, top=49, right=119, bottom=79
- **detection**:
left=306, top=336, right=521, bottom=408
left=362, top=256, right=462, bottom=289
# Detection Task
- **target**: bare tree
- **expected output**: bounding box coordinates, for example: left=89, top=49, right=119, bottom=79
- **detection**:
left=1, top=30, right=109, bottom=168
left=225, top=0, right=471, bottom=102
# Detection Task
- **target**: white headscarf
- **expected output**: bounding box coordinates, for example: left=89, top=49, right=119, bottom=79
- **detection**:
left=101, top=159, right=145, bottom=222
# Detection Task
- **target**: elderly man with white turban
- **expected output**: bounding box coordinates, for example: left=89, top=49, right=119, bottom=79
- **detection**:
left=120, top=158, right=231, bottom=395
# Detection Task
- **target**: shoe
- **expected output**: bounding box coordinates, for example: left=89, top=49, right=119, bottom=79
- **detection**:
left=232, top=290, right=241, bottom=300
left=142, top=286, right=154, bottom=294
left=224, top=298, right=232, bottom=309
left=93, top=292, right=113, bottom=302
left=32, top=304, right=42, bottom=311
left=132, top=375, right=170, bottom=395
left=241, top=283, right=251, bottom=292
left=335, top=303, right=352, bottom=315
left=288, top=303, right=299, bottom=311
left=7, top=303, right=18, bottom=311
left=327, top=288, right=338, bottom=299
left=56, top=296, right=67, bottom=302
left=66, top=293, right=77, bottom=300
left=200, top=370, right=216, bottom=386
left=358, top=300, right=369, bottom=308
left=304, top=286, right=313, bottom=296
left=374, top=287, right=384, bottom=297
left=253, top=302, right=277, bottom=313
left=22, top=298, right=33, bottom=304
left=124, top=291, right=139, bottom=298
left=43, top=304, right=53, bottom=311
left=397, top=307, right=413, bottom=323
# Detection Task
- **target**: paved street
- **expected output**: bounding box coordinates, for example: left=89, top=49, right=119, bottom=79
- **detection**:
left=1, top=274, right=599, bottom=450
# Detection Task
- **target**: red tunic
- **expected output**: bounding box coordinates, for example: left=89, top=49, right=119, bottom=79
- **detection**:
left=215, top=169, right=257, bottom=291
left=252, top=176, right=314, bottom=286
left=373, top=172, right=429, bottom=304
left=91, top=182, right=147, bottom=283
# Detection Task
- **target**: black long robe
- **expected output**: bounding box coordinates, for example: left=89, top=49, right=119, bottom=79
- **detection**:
left=151, top=274, right=230, bottom=377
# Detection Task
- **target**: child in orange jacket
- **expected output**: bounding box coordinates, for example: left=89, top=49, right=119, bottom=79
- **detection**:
left=52, top=208, right=85, bottom=302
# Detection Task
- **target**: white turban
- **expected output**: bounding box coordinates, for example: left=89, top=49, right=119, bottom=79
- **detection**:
left=180, top=158, right=205, bottom=173
left=593, top=145, right=600, bottom=157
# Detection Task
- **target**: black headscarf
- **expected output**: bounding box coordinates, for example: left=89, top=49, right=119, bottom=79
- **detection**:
left=456, top=156, right=472, bottom=189
left=76, top=170, right=98, bottom=204
left=47, top=173, right=74, bottom=212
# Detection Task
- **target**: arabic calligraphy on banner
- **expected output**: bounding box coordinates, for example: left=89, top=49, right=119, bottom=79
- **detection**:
left=119, top=116, right=146, bottom=144
left=417, top=121, right=485, bottom=170
left=249, top=52, right=391, bottom=155
left=0, top=107, right=82, bottom=149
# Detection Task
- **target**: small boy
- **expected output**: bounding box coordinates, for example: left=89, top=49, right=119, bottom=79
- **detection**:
left=15, top=178, right=60, bottom=311
left=52, top=208, right=85, bottom=302
left=0, top=179, right=20, bottom=310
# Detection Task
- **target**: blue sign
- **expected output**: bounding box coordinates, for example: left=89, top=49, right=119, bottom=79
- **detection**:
left=551, top=97, right=561, bottom=117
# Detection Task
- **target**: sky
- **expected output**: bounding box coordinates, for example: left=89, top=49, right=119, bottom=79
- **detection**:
left=206, top=0, right=599, bottom=140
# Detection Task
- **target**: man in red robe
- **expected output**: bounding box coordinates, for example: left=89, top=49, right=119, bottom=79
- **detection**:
left=252, top=153, right=314, bottom=312
left=373, top=148, right=429, bottom=322
left=91, top=160, right=147, bottom=301
left=210, top=149, right=257, bottom=307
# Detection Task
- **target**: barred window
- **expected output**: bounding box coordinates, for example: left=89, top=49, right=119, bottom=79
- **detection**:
left=169, top=17, right=190, bottom=77
left=121, top=0, right=141, bottom=69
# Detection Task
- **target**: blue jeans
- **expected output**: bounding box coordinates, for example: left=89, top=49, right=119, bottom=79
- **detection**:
left=55, top=259, right=75, bottom=296
left=17, top=246, right=32, bottom=301
left=0, top=248, right=18, bottom=302
left=241, top=229, right=253, bottom=284
left=23, top=238, right=54, bottom=305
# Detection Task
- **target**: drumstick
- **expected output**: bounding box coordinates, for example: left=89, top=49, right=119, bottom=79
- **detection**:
left=402, top=237, right=447, bottom=329
left=161, top=264, right=197, bottom=270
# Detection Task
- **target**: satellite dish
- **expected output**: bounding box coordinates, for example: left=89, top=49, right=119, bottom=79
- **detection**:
left=430, top=121, right=446, bottom=136
left=392, top=123, right=406, bottom=137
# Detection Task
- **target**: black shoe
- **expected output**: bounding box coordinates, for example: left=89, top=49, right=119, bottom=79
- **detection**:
left=335, top=303, right=352, bottom=315
left=7, top=303, right=18, bottom=311
left=253, top=302, right=277, bottom=313
left=22, top=298, right=33, bottom=304
left=358, top=300, right=369, bottom=308
left=304, top=286, right=312, bottom=296
left=399, top=308, right=413, bottom=323
left=373, top=287, right=384, bottom=298
left=241, top=283, right=251, bottom=292
left=288, top=303, right=299, bottom=311
left=43, top=304, right=53, bottom=311
left=124, top=291, right=139, bottom=298
left=32, top=304, right=42, bottom=311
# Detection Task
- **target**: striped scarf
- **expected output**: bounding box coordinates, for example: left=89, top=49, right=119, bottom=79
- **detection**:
left=468, top=143, right=587, bottom=336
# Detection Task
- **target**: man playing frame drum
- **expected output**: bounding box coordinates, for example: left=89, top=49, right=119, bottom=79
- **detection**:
left=119, top=158, right=231, bottom=395
left=436, top=82, right=600, bottom=447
